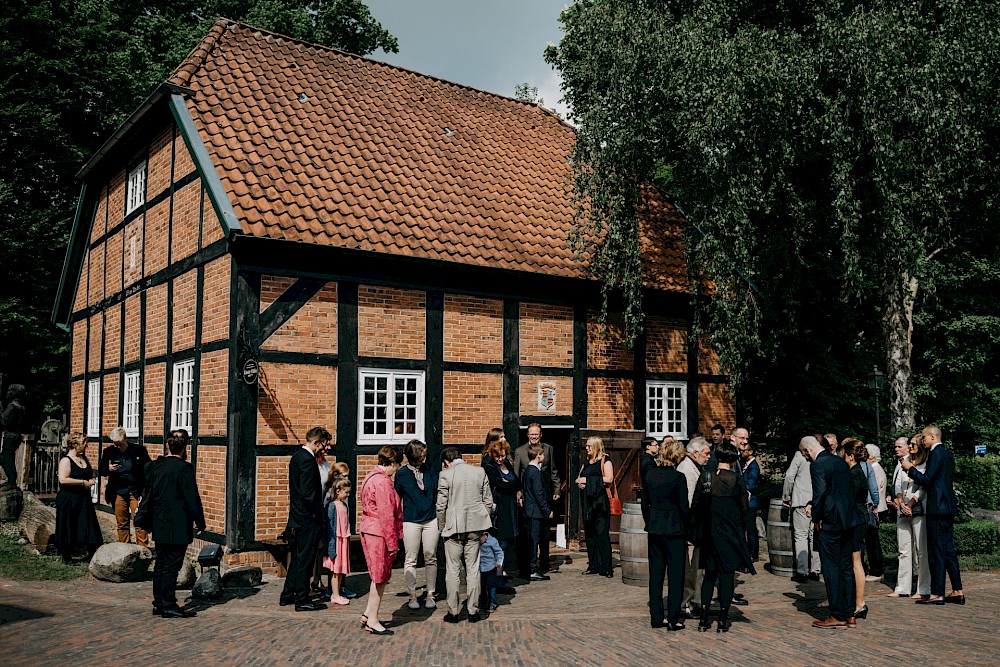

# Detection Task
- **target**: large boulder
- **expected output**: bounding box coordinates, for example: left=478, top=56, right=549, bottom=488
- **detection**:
left=0, top=485, right=24, bottom=521
left=17, top=503, right=56, bottom=553
left=95, top=510, right=119, bottom=544
left=176, top=558, right=197, bottom=590
left=89, top=543, right=153, bottom=582
left=222, top=565, right=263, bottom=589
left=192, top=569, right=222, bottom=599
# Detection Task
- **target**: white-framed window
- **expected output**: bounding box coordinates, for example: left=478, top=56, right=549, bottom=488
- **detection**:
left=646, top=381, right=687, bottom=439
left=170, top=359, right=195, bottom=432
left=123, top=370, right=141, bottom=437
left=87, top=378, right=101, bottom=437
left=358, top=369, right=425, bottom=444
left=125, top=161, right=147, bottom=215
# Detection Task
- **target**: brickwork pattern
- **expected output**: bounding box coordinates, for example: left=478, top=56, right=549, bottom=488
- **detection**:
left=69, top=381, right=84, bottom=433
left=143, top=364, right=166, bottom=438
left=699, top=338, right=724, bottom=375
left=195, top=445, right=226, bottom=533
left=260, top=277, right=338, bottom=354
left=201, top=257, right=231, bottom=343
left=358, top=285, right=426, bottom=359
left=147, top=127, right=173, bottom=198
left=172, top=270, right=198, bottom=352
left=101, top=373, right=120, bottom=437
left=88, top=242, right=105, bottom=306
left=199, top=350, right=229, bottom=436
left=123, top=219, right=143, bottom=288
left=255, top=456, right=288, bottom=540
left=520, top=302, right=573, bottom=368
left=257, top=363, right=337, bottom=446
left=74, top=255, right=88, bottom=313
left=202, top=188, right=224, bottom=245
left=587, top=314, right=633, bottom=371
left=442, top=372, right=503, bottom=444
left=646, top=317, right=688, bottom=373
left=172, top=179, right=202, bottom=260
left=103, top=303, right=121, bottom=369
left=90, top=191, right=107, bottom=243
left=443, top=294, right=503, bottom=364
left=124, top=295, right=141, bottom=364
left=107, top=170, right=125, bottom=229
left=519, top=374, right=573, bottom=416
left=173, top=130, right=196, bottom=179
left=587, top=377, right=635, bottom=430
left=699, top=382, right=735, bottom=434
left=87, top=314, right=104, bottom=372
left=105, top=229, right=123, bottom=297
left=144, top=283, right=167, bottom=358
left=144, top=198, right=170, bottom=276
left=72, top=321, right=87, bottom=376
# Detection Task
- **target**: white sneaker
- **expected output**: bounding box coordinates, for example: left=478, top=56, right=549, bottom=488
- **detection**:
left=425, top=596, right=437, bottom=609
left=407, top=598, right=420, bottom=610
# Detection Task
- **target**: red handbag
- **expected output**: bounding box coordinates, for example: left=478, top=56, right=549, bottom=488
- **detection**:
left=607, top=483, right=622, bottom=516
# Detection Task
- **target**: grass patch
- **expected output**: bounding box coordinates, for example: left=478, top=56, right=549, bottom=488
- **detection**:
left=959, top=550, right=1000, bottom=572
left=0, top=522, right=88, bottom=581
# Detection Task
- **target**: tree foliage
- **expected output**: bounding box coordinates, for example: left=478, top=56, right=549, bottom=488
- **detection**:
left=546, top=0, right=1000, bottom=448
left=0, top=0, right=396, bottom=424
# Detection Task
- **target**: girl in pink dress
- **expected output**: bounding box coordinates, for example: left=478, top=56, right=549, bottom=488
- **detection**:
left=322, top=477, right=353, bottom=605
left=359, top=446, right=403, bottom=636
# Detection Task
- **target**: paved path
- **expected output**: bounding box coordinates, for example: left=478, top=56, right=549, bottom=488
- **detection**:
left=1, top=553, right=996, bottom=666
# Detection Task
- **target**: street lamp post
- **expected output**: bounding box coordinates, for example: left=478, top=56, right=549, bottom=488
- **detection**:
left=868, top=366, right=885, bottom=442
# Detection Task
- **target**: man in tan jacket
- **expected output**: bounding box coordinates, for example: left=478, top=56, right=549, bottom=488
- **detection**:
left=436, top=447, right=494, bottom=623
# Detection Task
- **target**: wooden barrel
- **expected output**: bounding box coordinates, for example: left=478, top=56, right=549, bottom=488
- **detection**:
left=618, top=502, right=648, bottom=586
left=765, top=498, right=795, bottom=576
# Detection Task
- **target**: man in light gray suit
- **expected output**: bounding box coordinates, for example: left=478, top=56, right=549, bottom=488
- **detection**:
left=676, top=436, right=710, bottom=615
left=437, top=447, right=494, bottom=623
left=783, top=436, right=821, bottom=583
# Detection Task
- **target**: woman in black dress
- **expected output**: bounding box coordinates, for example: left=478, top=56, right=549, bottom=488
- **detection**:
left=641, top=439, right=689, bottom=630
left=839, top=437, right=872, bottom=619
left=574, top=436, right=614, bottom=577
left=482, top=428, right=520, bottom=594
left=695, top=439, right=755, bottom=632
left=55, top=432, right=103, bottom=563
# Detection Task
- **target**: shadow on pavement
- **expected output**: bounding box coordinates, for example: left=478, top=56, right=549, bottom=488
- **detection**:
left=0, top=604, right=52, bottom=626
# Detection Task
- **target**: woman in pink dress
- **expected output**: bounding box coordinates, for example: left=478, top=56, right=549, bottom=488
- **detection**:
left=359, top=445, right=403, bottom=636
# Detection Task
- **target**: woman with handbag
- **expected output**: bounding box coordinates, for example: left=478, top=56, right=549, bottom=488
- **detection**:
left=575, top=436, right=615, bottom=577
left=888, top=434, right=931, bottom=599
left=838, top=438, right=875, bottom=620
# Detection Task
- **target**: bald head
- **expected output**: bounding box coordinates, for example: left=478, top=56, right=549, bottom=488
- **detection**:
left=922, top=425, right=942, bottom=445
left=800, top=436, right=822, bottom=461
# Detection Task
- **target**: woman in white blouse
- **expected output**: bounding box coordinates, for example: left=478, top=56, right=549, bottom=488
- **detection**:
left=887, top=435, right=930, bottom=599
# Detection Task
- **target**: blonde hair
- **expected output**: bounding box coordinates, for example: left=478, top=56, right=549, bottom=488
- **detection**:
left=586, top=436, right=606, bottom=461
left=65, top=432, right=87, bottom=453
left=328, top=476, right=352, bottom=503
left=656, top=439, right=686, bottom=467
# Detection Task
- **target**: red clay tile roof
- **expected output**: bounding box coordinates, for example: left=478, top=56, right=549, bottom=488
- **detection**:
left=168, top=20, right=687, bottom=292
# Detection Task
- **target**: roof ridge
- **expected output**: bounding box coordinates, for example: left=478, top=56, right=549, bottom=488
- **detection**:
left=167, top=17, right=232, bottom=87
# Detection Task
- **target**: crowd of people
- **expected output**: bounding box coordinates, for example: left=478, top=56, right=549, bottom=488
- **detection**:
left=50, top=418, right=966, bottom=631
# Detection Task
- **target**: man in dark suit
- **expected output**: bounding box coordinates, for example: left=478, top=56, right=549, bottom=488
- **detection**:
left=902, top=425, right=964, bottom=604
left=804, top=436, right=863, bottom=628
left=279, top=426, right=330, bottom=611
left=135, top=429, right=205, bottom=618
left=639, top=437, right=659, bottom=488
left=521, top=443, right=552, bottom=581
left=513, top=423, right=561, bottom=575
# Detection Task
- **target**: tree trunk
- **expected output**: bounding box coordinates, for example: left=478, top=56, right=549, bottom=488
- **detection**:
left=883, top=271, right=918, bottom=434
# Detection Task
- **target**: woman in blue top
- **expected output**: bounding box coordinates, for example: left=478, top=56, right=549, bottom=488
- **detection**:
left=394, top=439, right=439, bottom=609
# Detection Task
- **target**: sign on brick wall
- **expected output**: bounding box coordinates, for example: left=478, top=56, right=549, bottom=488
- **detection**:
left=537, top=380, right=557, bottom=412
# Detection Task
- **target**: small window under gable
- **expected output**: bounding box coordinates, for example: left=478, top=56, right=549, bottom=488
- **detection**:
left=126, top=161, right=147, bottom=215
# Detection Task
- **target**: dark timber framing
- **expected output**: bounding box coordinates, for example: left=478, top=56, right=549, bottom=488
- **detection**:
left=502, top=299, right=520, bottom=447
left=335, top=281, right=360, bottom=522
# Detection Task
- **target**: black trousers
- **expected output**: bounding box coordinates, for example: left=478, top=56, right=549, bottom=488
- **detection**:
left=527, top=517, right=544, bottom=574
left=648, top=534, right=686, bottom=625
left=281, top=524, right=322, bottom=604
left=152, top=542, right=188, bottom=609
left=584, top=511, right=612, bottom=575
left=538, top=515, right=551, bottom=572
left=816, top=528, right=855, bottom=621
left=700, top=569, right=735, bottom=612
left=745, top=506, right=759, bottom=560
left=862, top=522, right=885, bottom=576
left=927, top=515, right=963, bottom=596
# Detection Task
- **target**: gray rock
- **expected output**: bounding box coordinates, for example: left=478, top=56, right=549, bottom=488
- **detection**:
left=192, top=569, right=222, bottom=599
left=18, top=503, right=56, bottom=553
left=221, top=565, right=262, bottom=589
left=89, top=543, right=153, bottom=582
left=95, top=509, right=119, bottom=544
left=176, top=558, right=196, bottom=590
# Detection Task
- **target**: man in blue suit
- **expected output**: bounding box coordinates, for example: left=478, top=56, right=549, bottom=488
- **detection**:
left=804, top=436, right=863, bottom=628
left=902, top=425, right=965, bottom=605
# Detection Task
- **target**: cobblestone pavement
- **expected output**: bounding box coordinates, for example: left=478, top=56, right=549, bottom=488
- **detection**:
left=1, top=551, right=996, bottom=667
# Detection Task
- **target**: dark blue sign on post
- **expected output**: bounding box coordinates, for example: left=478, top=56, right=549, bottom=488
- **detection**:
left=975, top=445, right=987, bottom=456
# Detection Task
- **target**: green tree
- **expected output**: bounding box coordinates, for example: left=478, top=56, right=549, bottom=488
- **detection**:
left=0, top=0, right=396, bottom=424
left=546, top=0, right=999, bottom=445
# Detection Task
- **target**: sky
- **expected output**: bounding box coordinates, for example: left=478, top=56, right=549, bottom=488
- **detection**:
left=363, top=1, right=572, bottom=118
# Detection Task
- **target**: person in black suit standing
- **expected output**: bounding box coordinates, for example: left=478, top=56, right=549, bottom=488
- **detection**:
left=513, top=423, right=561, bottom=576
left=804, top=436, right=864, bottom=628
left=279, top=426, right=331, bottom=611
left=642, top=439, right=689, bottom=630
left=902, top=425, right=964, bottom=605
left=521, top=443, right=552, bottom=581
left=639, top=436, right=660, bottom=489
left=135, top=429, right=205, bottom=618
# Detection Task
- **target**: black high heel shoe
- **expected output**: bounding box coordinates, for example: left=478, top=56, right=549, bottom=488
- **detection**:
left=364, top=623, right=394, bottom=636
left=697, top=608, right=712, bottom=632
left=716, top=609, right=731, bottom=633
left=853, top=604, right=869, bottom=619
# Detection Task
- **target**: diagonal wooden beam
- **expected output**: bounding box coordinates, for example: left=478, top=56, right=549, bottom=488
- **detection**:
left=258, top=277, right=327, bottom=344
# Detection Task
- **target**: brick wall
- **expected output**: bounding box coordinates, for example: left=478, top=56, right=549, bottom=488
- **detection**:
left=172, top=179, right=201, bottom=261
left=105, top=229, right=123, bottom=297
left=260, top=277, right=338, bottom=354
left=358, top=285, right=426, bottom=359
left=698, top=383, right=734, bottom=433
left=87, top=314, right=103, bottom=371
left=698, top=338, right=724, bottom=375
left=143, top=363, right=166, bottom=440
left=70, top=380, right=84, bottom=432
left=144, top=199, right=170, bottom=276
left=174, top=130, right=195, bottom=180
left=587, top=377, right=634, bottom=430
left=101, top=373, right=120, bottom=437
left=443, top=294, right=502, bottom=363
left=72, top=321, right=86, bottom=376
left=201, top=188, right=224, bottom=245
left=145, top=283, right=168, bottom=358
left=172, top=270, right=197, bottom=352
left=91, top=191, right=107, bottom=243
left=442, top=372, right=503, bottom=444
left=520, top=302, right=573, bottom=367
left=88, top=243, right=104, bottom=306
left=199, top=350, right=229, bottom=436
left=646, top=317, right=687, bottom=373
left=108, top=170, right=125, bottom=229
left=257, top=363, right=337, bottom=445
left=195, top=445, right=226, bottom=534
left=202, top=257, right=231, bottom=344
left=147, top=127, right=173, bottom=198
left=74, top=255, right=89, bottom=313
left=103, top=303, right=121, bottom=368
left=519, top=374, right=573, bottom=416
left=255, top=456, right=287, bottom=540
left=123, top=219, right=143, bottom=288
left=124, top=295, right=141, bottom=364
left=588, top=314, right=633, bottom=370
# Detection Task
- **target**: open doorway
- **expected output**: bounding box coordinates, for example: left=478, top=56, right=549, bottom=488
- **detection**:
left=519, top=424, right=574, bottom=544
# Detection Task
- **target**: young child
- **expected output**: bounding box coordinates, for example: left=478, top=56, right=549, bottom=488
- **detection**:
left=479, top=528, right=505, bottom=613
left=522, top=443, right=552, bottom=580
left=323, top=477, right=353, bottom=605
